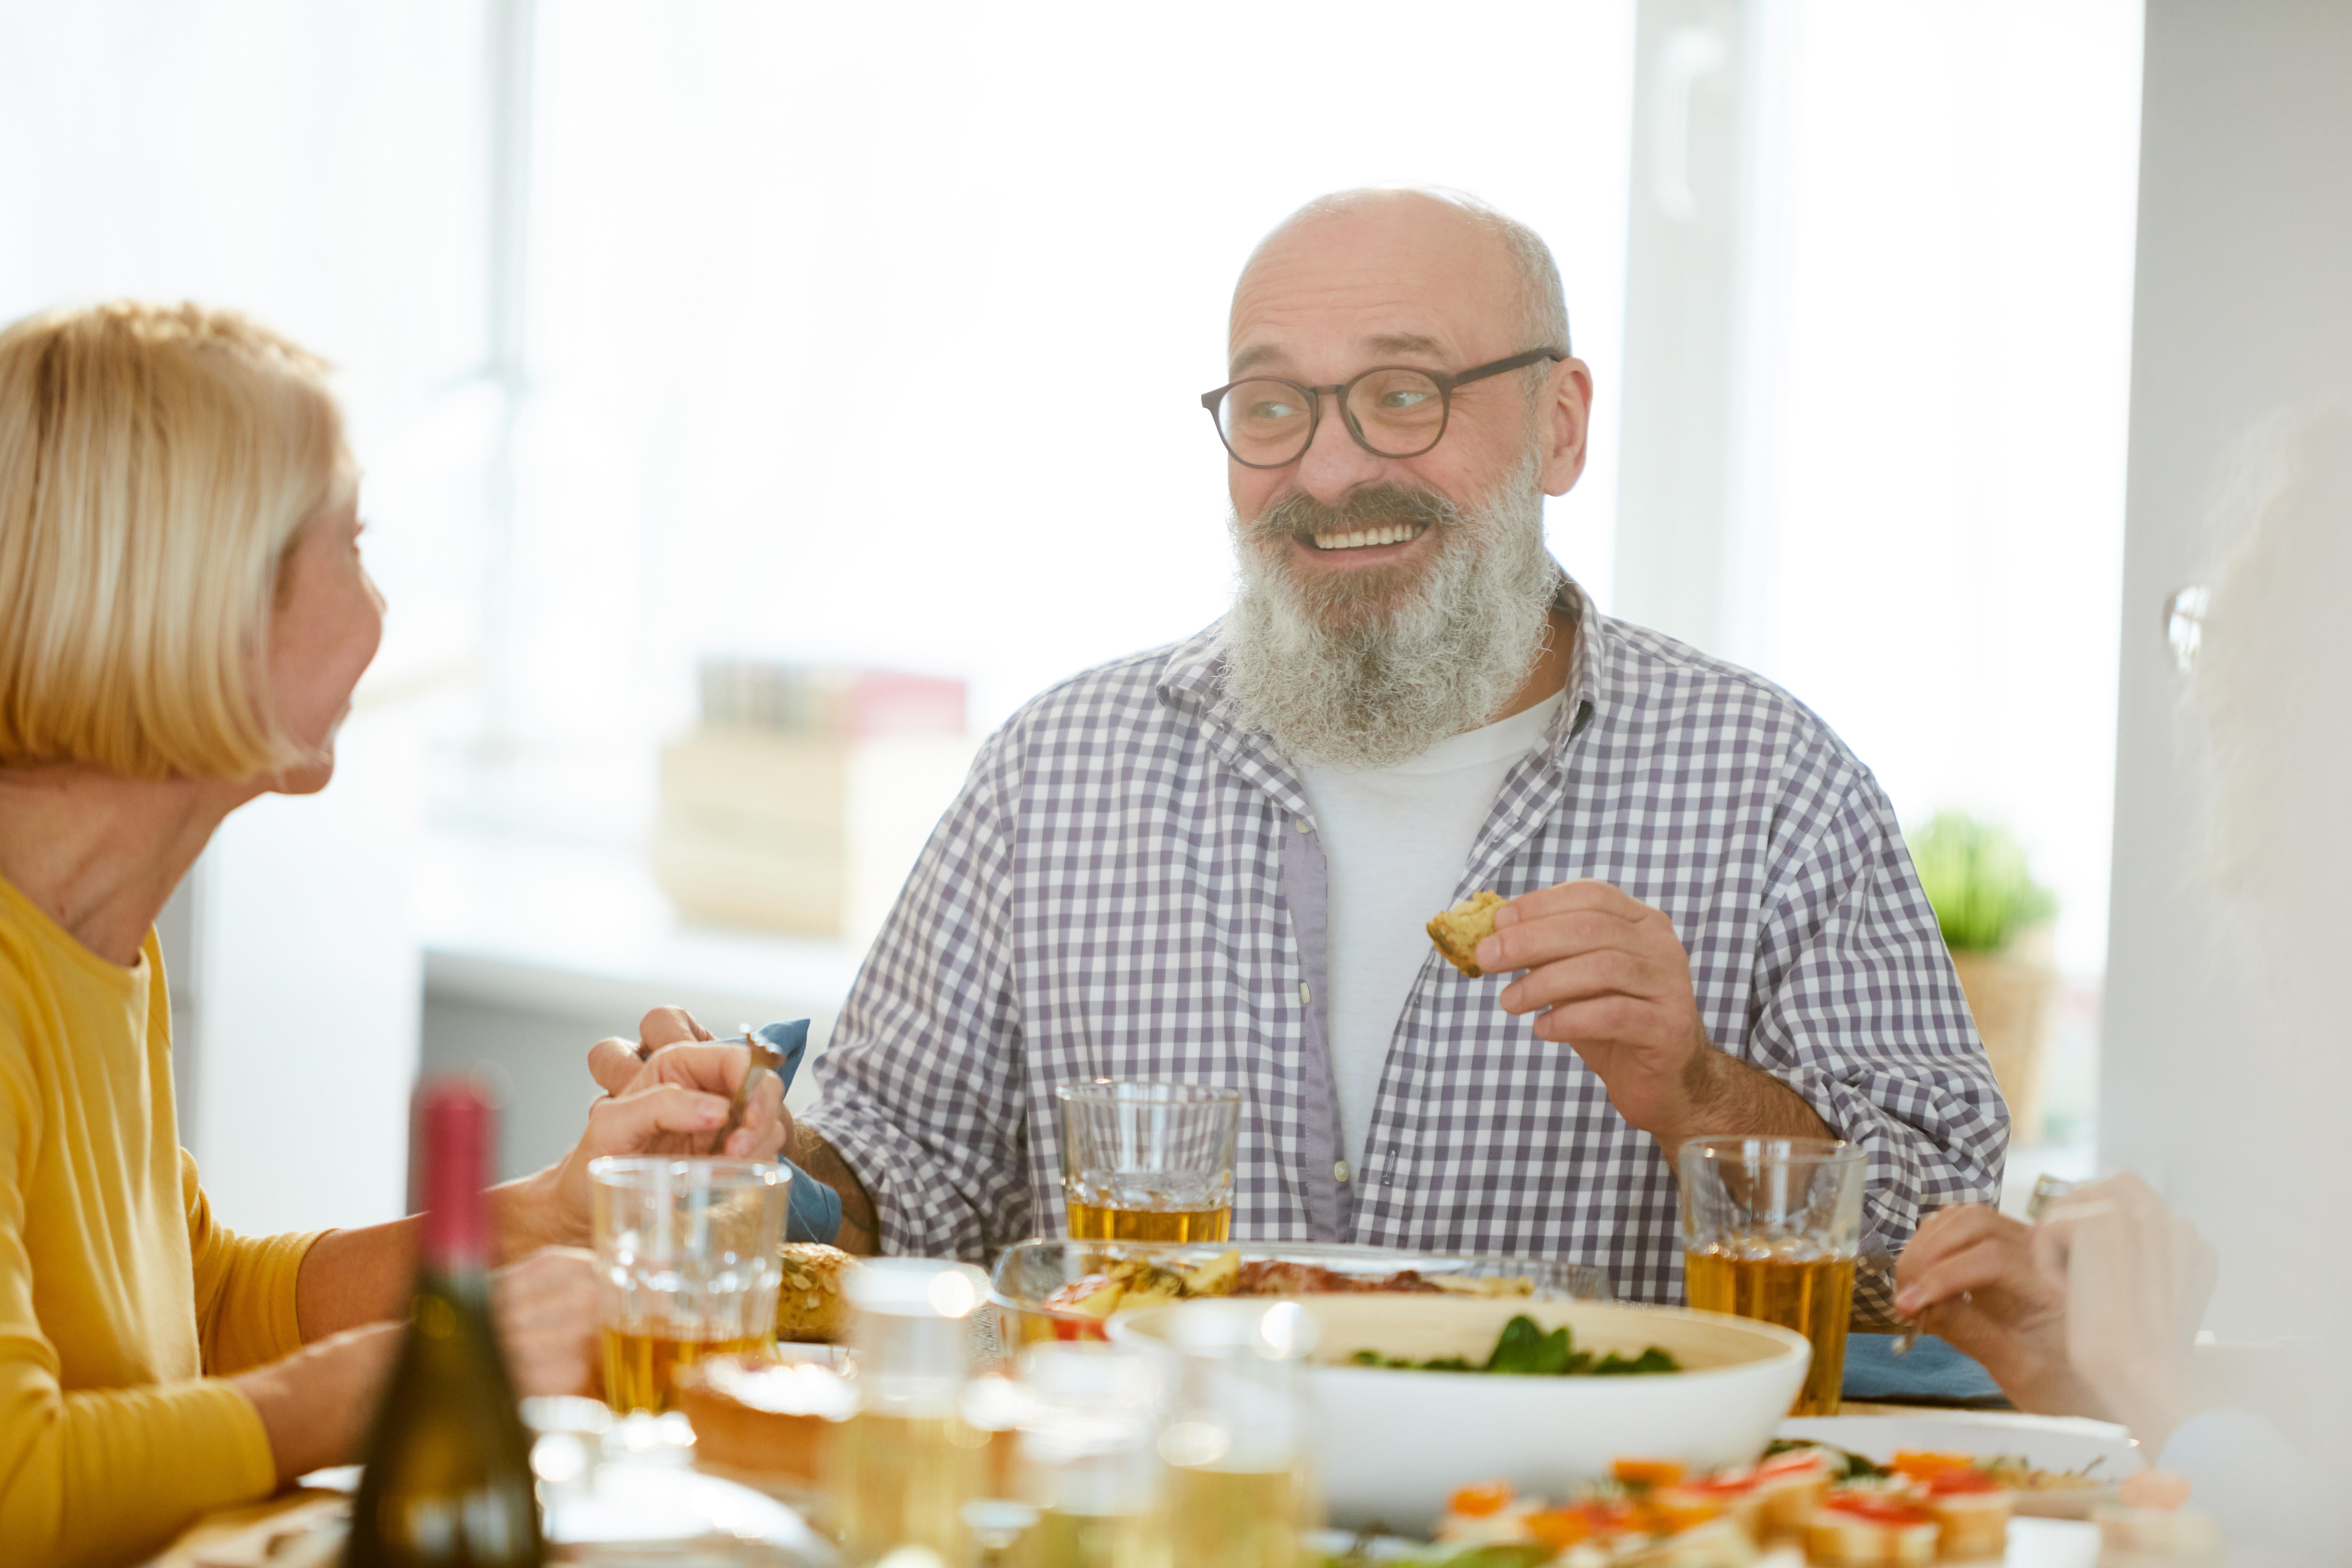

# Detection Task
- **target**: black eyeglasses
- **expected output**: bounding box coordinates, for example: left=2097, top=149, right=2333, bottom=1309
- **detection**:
left=1200, top=347, right=1566, bottom=469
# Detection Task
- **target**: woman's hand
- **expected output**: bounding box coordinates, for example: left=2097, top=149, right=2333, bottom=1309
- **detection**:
left=492, top=1247, right=601, bottom=1399
left=501, top=1008, right=792, bottom=1254
left=583, top=1006, right=800, bottom=1160
left=1894, top=1174, right=2218, bottom=1444
left=1895, top=1203, right=2100, bottom=1417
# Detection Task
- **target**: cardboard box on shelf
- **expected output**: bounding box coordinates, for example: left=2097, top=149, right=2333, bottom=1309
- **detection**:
left=653, top=663, right=975, bottom=943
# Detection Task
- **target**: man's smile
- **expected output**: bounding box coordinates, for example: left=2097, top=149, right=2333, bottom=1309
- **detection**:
left=1304, top=521, right=1431, bottom=552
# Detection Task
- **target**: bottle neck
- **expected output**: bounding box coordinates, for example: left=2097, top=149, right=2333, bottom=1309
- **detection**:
left=416, top=1083, right=495, bottom=1277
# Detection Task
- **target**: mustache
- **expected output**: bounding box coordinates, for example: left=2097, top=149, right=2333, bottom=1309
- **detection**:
left=1248, top=482, right=1465, bottom=539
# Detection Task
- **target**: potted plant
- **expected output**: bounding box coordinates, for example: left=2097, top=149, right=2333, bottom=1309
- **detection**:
left=1906, top=812, right=2058, bottom=1143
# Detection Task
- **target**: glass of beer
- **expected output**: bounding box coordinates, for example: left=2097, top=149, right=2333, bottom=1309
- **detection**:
left=1055, top=1080, right=1241, bottom=1242
left=1153, top=1299, right=1320, bottom=1568
left=830, top=1257, right=994, bottom=1567
left=1678, top=1136, right=1865, bottom=1417
left=590, top=1156, right=791, bottom=1416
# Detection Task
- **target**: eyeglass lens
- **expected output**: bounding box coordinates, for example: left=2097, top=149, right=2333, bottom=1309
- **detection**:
left=1214, top=368, right=1448, bottom=465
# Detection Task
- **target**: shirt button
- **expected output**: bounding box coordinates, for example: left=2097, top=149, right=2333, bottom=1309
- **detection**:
left=1334, top=1161, right=1351, bottom=1183
left=1299, top=981, right=1311, bottom=1006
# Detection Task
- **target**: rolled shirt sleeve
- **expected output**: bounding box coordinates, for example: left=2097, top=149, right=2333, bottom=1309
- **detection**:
left=802, top=731, right=1032, bottom=1260
left=1745, top=768, right=2008, bottom=1316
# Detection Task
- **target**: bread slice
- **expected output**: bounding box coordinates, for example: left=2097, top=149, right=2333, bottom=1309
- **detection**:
left=1426, top=890, right=1506, bottom=978
left=774, top=1242, right=855, bottom=1343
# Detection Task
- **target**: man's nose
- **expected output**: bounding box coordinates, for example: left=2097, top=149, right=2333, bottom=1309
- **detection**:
left=1290, top=394, right=1389, bottom=505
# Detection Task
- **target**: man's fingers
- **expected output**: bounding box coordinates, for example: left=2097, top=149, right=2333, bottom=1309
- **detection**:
left=1498, top=949, right=1673, bottom=1015
left=640, top=1006, right=712, bottom=1049
left=587, top=1037, right=645, bottom=1096
left=1495, top=878, right=1653, bottom=930
left=588, top=1082, right=732, bottom=1152
left=1478, top=909, right=1655, bottom=978
left=721, top=1068, right=792, bottom=1161
left=1527, top=994, right=1654, bottom=1047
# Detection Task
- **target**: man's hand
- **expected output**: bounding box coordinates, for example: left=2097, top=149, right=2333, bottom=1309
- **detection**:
left=492, top=1246, right=601, bottom=1399
left=582, top=1006, right=797, bottom=1160
left=505, top=1006, right=794, bottom=1254
left=1475, top=880, right=1824, bottom=1147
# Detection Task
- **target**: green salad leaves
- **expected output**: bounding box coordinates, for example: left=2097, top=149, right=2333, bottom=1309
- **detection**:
left=1346, top=1314, right=1680, bottom=1377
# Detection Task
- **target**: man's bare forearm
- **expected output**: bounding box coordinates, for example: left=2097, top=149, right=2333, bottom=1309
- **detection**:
left=1662, top=1044, right=1835, bottom=1154
left=793, top=1124, right=881, bottom=1255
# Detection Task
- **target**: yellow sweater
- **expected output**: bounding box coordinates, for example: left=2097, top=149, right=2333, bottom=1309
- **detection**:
left=0, top=874, right=325, bottom=1566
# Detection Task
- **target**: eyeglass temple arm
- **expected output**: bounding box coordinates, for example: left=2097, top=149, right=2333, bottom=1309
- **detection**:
left=1443, top=347, right=1569, bottom=391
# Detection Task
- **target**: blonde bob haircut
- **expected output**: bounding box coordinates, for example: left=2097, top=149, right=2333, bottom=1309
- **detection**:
left=0, top=301, right=353, bottom=780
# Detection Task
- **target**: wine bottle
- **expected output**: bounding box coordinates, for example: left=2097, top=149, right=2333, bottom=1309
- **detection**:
left=347, top=1080, right=545, bottom=1567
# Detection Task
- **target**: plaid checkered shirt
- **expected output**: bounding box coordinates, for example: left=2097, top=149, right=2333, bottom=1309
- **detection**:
left=804, top=582, right=2007, bottom=1313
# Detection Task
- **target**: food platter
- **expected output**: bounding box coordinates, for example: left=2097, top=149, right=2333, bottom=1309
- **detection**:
left=1776, top=1412, right=2143, bottom=1520
left=1114, top=1293, right=1812, bottom=1534
left=989, top=1238, right=1612, bottom=1346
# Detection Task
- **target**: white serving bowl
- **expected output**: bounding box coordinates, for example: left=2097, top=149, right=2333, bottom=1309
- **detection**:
left=1114, top=1293, right=1809, bottom=1534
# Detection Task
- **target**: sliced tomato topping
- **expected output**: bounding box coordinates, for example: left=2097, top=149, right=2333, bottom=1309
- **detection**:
left=1925, top=1469, right=2002, bottom=1496
left=1757, top=1449, right=1831, bottom=1478
left=1892, top=1449, right=1979, bottom=1482
left=1820, top=1492, right=1935, bottom=1526
left=1646, top=1492, right=1723, bottom=1532
left=1447, top=1480, right=1515, bottom=1517
left=1613, top=1457, right=1688, bottom=1488
left=1526, top=1507, right=1594, bottom=1548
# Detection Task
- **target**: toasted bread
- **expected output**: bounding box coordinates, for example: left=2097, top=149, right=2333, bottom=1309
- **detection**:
left=775, top=1242, right=855, bottom=1343
left=1426, top=890, right=1506, bottom=978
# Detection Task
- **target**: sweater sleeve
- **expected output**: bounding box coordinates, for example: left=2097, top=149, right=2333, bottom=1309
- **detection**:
left=182, top=1150, right=326, bottom=1375
left=0, top=1074, right=280, bottom=1566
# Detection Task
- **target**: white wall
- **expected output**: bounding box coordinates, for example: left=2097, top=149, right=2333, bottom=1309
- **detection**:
left=2102, top=1, right=2352, bottom=1342
left=0, top=2, right=496, bottom=1228
left=1632, top=0, right=2145, bottom=986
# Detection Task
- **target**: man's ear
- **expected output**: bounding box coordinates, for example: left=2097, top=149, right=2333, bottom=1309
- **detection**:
left=1542, top=357, right=1595, bottom=497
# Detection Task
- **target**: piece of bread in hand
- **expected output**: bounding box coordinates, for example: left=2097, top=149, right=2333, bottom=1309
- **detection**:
left=1426, top=890, right=1506, bottom=978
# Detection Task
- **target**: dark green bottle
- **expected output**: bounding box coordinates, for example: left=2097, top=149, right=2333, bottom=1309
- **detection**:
left=347, top=1081, right=544, bottom=1567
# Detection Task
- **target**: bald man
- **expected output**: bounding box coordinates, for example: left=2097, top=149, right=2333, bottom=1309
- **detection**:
left=768, top=189, right=2005, bottom=1310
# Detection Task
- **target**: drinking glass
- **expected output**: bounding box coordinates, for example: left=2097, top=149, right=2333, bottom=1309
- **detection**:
left=590, top=1157, right=791, bottom=1416
left=1677, top=1136, right=1865, bottom=1417
left=830, top=1257, right=994, bottom=1568
left=1149, top=1299, right=1320, bottom=1568
left=1055, top=1081, right=1242, bottom=1242
left=1009, top=1343, right=1164, bottom=1568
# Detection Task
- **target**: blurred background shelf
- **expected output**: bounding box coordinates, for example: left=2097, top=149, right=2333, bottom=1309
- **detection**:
left=418, top=826, right=864, bottom=1180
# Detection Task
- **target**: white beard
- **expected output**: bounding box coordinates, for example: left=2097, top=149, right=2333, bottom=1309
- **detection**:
left=1217, top=448, right=1562, bottom=770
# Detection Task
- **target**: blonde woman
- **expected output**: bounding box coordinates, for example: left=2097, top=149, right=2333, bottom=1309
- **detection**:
left=0, top=302, right=787, bottom=1566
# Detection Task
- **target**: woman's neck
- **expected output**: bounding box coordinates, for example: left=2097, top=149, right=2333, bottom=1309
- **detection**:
left=0, top=764, right=256, bottom=967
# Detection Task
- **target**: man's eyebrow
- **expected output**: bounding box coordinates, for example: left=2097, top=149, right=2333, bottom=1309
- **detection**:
left=1364, top=332, right=1448, bottom=360
left=1227, top=332, right=1453, bottom=380
left=1229, top=343, right=1283, bottom=377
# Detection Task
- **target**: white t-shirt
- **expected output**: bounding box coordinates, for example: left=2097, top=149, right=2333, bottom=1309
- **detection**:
left=1295, top=694, right=1565, bottom=1174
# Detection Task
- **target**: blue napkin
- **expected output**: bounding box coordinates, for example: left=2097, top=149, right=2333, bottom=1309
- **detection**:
left=746, top=1020, right=843, bottom=1247
left=1842, top=1332, right=2011, bottom=1408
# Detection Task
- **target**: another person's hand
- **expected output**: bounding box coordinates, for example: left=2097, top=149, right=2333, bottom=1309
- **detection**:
left=1474, top=880, right=1711, bottom=1139
left=1895, top=1174, right=2218, bottom=1447
left=1895, top=1203, right=2097, bottom=1417
left=508, top=1007, right=793, bottom=1252
left=584, top=1005, right=799, bottom=1160
left=492, top=1246, right=601, bottom=1398
left=2052, top=1174, right=2217, bottom=1447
